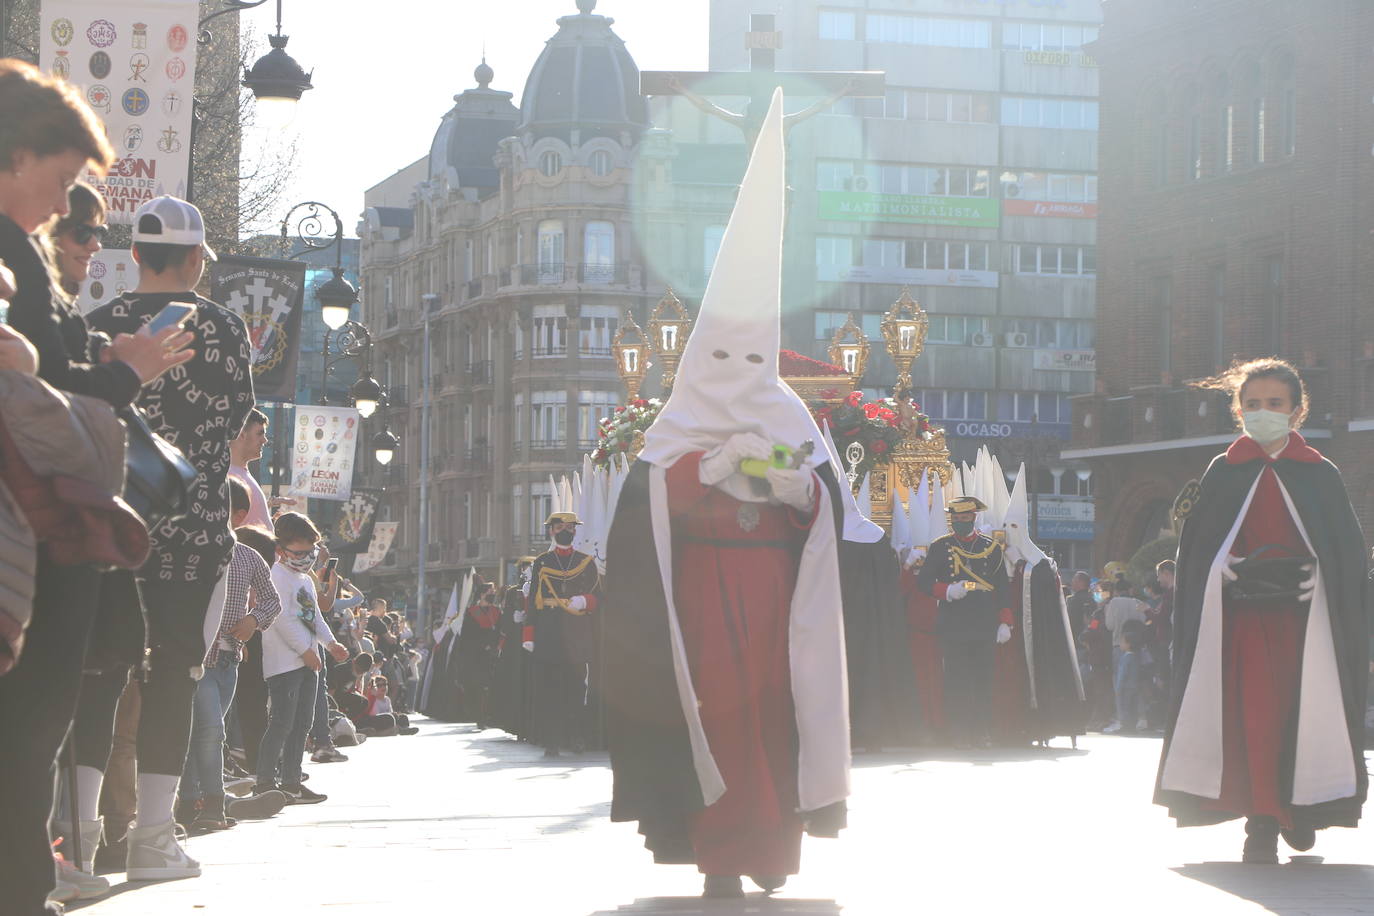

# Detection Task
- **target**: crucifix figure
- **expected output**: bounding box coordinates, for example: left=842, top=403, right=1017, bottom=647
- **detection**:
left=641, top=14, right=886, bottom=153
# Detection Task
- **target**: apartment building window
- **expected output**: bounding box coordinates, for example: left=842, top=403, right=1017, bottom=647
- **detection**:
left=1152, top=275, right=1173, bottom=376
left=820, top=161, right=992, bottom=197
left=583, top=221, right=615, bottom=283
left=512, top=394, right=524, bottom=449
left=539, top=150, right=563, bottom=177
left=914, top=390, right=988, bottom=420
left=999, top=392, right=1071, bottom=424
left=815, top=236, right=854, bottom=270
left=907, top=90, right=995, bottom=123
left=576, top=391, right=620, bottom=446
left=865, top=15, right=990, bottom=49
left=1252, top=95, right=1267, bottom=164
left=1001, top=170, right=1097, bottom=202
left=530, top=391, right=566, bottom=448
left=1003, top=318, right=1095, bottom=348
left=579, top=305, right=618, bottom=357
left=536, top=219, right=564, bottom=282
left=818, top=10, right=856, bottom=40
left=529, top=483, right=552, bottom=542
left=1261, top=255, right=1283, bottom=353
left=1015, top=245, right=1096, bottom=277
left=531, top=304, right=567, bottom=357
left=1220, top=102, right=1234, bottom=173
left=703, top=225, right=726, bottom=281
left=905, top=240, right=990, bottom=271
left=1002, top=22, right=1099, bottom=52
left=926, top=315, right=990, bottom=344
left=1208, top=265, right=1226, bottom=372
left=814, top=311, right=849, bottom=341
left=512, top=485, right=523, bottom=540
left=1001, top=97, right=1098, bottom=130
left=589, top=149, right=613, bottom=177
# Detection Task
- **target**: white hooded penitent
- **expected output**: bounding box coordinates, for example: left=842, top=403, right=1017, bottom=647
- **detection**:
left=820, top=418, right=884, bottom=544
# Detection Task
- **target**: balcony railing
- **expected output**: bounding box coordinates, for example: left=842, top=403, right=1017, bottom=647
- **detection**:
left=463, top=446, right=492, bottom=470
left=578, top=262, right=627, bottom=284
left=520, top=262, right=568, bottom=286
left=467, top=360, right=493, bottom=386
left=465, top=278, right=482, bottom=300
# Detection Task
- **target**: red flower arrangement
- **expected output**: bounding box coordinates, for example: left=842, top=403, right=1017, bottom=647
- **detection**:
left=808, top=392, right=934, bottom=480
left=778, top=349, right=850, bottom=377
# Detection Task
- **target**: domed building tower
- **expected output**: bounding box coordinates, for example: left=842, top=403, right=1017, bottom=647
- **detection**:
left=359, top=2, right=661, bottom=606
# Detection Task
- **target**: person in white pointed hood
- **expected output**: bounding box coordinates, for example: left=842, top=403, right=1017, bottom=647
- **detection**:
left=604, top=89, right=849, bottom=900
left=819, top=422, right=923, bottom=750
left=990, top=467, right=1087, bottom=747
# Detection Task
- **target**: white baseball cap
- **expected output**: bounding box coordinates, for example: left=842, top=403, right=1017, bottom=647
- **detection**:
left=131, top=196, right=217, bottom=260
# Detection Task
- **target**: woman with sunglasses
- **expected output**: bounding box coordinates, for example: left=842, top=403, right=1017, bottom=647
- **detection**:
left=0, top=59, right=195, bottom=916
left=46, top=181, right=106, bottom=298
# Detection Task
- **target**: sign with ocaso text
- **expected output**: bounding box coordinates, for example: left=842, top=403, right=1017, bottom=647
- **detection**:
left=40, top=0, right=199, bottom=224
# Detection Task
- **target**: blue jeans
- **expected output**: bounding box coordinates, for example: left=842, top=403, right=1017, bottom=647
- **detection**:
left=256, top=666, right=317, bottom=789
left=310, top=652, right=333, bottom=749
left=180, top=655, right=238, bottom=804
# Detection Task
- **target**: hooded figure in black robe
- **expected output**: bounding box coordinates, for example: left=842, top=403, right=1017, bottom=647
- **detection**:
left=491, top=560, right=535, bottom=740
left=1155, top=432, right=1367, bottom=836
left=419, top=614, right=462, bottom=721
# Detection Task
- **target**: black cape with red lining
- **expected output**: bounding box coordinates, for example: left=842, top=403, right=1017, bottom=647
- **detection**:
left=601, top=458, right=847, bottom=865
left=1153, top=439, right=1369, bottom=829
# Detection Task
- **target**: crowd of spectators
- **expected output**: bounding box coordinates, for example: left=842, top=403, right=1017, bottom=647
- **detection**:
left=0, top=59, right=422, bottom=915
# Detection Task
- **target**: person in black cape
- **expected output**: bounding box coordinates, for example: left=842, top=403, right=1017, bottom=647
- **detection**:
left=490, top=558, right=535, bottom=740
left=1155, top=358, right=1367, bottom=864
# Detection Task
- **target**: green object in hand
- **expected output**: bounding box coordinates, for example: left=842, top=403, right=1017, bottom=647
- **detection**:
left=739, top=440, right=814, bottom=478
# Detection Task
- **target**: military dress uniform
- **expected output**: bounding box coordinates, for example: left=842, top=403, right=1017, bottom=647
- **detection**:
left=915, top=526, right=1009, bottom=744
left=525, top=539, right=601, bottom=753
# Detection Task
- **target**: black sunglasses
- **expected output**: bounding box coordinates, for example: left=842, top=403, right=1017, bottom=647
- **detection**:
left=71, top=224, right=108, bottom=245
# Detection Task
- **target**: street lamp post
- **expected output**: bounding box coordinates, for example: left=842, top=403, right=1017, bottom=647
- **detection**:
left=416, top=293, right=440, bottom=629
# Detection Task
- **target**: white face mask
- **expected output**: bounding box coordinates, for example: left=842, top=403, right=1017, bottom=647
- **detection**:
left=1241, top=408, right=1292, bottom=445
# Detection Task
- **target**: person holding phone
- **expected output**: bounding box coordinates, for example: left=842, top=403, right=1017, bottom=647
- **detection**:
left=84, top=195, right=256, bottom=882
left=0, top=62, right=198, bottom=913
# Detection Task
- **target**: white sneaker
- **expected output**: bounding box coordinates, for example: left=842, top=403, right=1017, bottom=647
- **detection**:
left=76, top=817, right=103, bottom=874
left=49, top=855, right=111, bottom=901
left=224, top=775, right=256, bottom=797
left=126, top=819, right=201, bottom=881
left=1103, top=722, right=1123, bottom=734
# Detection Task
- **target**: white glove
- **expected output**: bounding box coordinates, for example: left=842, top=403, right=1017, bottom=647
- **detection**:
left=567, top=595, right=587, bottom=612
left=513, top=610, right=526, bottom=624
left=521, top=580, right=531, bottom=597
left=522, top=641, right=534, bottom=653
left=904, top=547, right=927, bottom=570
left=996, top=623, right=1012, bottom=645
left=945, top=581, right=969, bottom=601
left=1298, top=562, right=1317, bottom=602
left=699, top=432, right=772, bottom=486
left=765, top=466, right=815, bottom=511
left=1220, top=554, right=1243, bottom=583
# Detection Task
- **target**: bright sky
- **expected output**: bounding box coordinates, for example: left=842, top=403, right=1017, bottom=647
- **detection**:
left=241, top=0, right=709, bottom=235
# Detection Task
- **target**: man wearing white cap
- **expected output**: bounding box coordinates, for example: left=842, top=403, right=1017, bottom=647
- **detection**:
left=603, top=91, right=849, bottom=899
left=84, top=196, right=255, bottom=880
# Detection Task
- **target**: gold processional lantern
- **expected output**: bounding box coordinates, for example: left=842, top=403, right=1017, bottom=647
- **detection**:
left=646, top=288, right=692, bottom=391
left=828, top=313, right=870, bottom=381
left=880, top=286, right=930, bottom=399
left=612, top=310, right=651, bottom=401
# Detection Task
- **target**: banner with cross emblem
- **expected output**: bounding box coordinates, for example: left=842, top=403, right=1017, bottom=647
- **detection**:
left=211, top=255, right=307, bottom=400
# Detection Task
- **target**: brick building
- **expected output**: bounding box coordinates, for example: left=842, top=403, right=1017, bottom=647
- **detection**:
left=1064, top=0, right=1374, bottom=566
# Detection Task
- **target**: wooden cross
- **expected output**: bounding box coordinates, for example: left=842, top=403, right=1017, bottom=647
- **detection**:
left=641, top=14, right=885, bottom=152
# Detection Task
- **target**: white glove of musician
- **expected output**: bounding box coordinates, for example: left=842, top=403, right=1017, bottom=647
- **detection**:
left=699, top=432, right=772, bottom=486
left=1298, top=561, right=1317, bottom=602
left=1220, top=554, right=1243, bottom=583
left=765, top=467, right=815, bottom=511
left=522, top=641, right=534, bottom=653
left=567, top=595, right=587, bottom=612
left=904, top=547, right=927, bottom=570
left=513, top=610, right=526, bottom=624
left=944, top=581, right=970, bottom=601
left=520, top=581, right=531, bottom=598
left=996, top=623, right=1012, bottom=645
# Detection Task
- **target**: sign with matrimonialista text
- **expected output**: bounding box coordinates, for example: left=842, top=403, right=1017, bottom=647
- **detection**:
left=819, top=191, right=1000, bottom=229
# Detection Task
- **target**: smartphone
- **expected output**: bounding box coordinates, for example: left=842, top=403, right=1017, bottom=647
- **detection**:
left=325, top=557, right=339, bottom=577
left=146, top=302, right=196, bottom=335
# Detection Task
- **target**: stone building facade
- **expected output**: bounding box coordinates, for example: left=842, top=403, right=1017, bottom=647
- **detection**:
left=1064, top=0, right=1374, bottom=565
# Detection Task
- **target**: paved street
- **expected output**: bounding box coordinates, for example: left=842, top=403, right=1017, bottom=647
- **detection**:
left=73, top=721, right=1372, bottom=916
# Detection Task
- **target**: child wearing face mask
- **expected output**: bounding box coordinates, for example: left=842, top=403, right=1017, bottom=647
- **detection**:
left=1156, top=359, right=1368, bottom=864
left=254, top=512, right=347, bottom=803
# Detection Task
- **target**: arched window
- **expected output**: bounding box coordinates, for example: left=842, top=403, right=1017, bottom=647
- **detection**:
left=589, top=149, right=614, bottom=177
left=536, top=220, right=564, bottom=283
left=539, top=150, right=563, bottom=177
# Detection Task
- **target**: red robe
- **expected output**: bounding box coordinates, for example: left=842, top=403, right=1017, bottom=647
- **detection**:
left=991, top=563, right=1032, bottom=742
left=667, top=452, right=815, bottom=877
left=900, top=568, right=945, bottom=733
left=1200, top=435, right=1316, bottom=827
